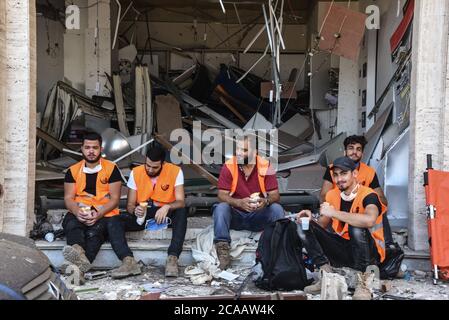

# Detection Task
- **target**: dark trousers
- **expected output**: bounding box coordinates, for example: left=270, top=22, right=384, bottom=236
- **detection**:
left=383, top=213, right=394, bottom=246
left=62, top=212, right=108, bottom=263
left=107, top=206, right=187, bottom=260
left=297, top=221, right=380, bottom=272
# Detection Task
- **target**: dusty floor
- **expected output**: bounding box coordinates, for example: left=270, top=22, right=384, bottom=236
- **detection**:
left=62, top=265, right=449, bottom=301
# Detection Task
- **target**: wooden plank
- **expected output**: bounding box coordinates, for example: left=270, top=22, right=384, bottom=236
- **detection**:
left=155, top=135, right=218, bottom=187
left=155, top=94, right=183, bottom=136
left=218, top=96, right=247, bottom=123
left=142, top=66, right=153, bottom=134
left=134, top=66, right=144, bottom=135
left=141, top=292, right=307, bottom=300
left=260, top=81, right=297, bottom=99
left=36, top=128, right=83, bottom=161
left=112, top=74, right=130, bottom=136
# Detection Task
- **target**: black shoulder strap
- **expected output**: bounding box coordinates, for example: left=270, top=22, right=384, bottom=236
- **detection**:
left=265, top=220, right=286, bottom=280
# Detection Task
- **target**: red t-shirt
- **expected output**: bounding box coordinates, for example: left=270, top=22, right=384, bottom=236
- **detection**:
left=218, top=164, right=278, bottom=199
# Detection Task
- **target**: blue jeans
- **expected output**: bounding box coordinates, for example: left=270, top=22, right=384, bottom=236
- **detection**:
left=213, top=202, right=285, bottom=243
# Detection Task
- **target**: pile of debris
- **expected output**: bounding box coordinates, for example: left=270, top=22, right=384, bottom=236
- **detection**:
left=33, top=56, right=348, bottom=240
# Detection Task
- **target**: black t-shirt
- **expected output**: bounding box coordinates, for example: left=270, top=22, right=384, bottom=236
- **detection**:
left=340, top=193, right=382, bottom=214
left=65, top=165, right=123, bottom=196
left=323, top=166, right=381, bottom=189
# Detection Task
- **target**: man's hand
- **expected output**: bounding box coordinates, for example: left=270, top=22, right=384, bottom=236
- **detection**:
left=134, top=205, right=145, bottom=218
left=155, top=205, right=170, bottom=224
left=238, top=198, right=255, bottom=212
left=255, top=198, right=269, bottom=210
left=75, top=207, right=92, bottom=224
left=320, top=202, right=336, bottom=218
left=296, top=210, right=312, bottom=223
left=85, top=208, right=103, bottom=226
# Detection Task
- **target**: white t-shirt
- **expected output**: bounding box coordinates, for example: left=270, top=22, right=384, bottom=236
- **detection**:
left=127, top=169, right=184, bottom=191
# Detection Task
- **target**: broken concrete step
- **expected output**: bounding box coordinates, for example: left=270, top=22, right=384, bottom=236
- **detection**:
left=402, top=248, right=430, bottom=272
left=36, top=239, right=257, bottom=270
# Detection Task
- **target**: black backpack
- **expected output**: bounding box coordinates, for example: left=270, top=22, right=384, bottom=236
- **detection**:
left=254, top=219, right=310, bottom=291
left=380, top=242, right=405, bottom=279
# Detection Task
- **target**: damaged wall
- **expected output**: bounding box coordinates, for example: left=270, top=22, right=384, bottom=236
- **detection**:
left=375, top=0, right=406, bottom=121
left=37, top=16, right=64, bottom=113
left=119, top=21, right=308, bottom=53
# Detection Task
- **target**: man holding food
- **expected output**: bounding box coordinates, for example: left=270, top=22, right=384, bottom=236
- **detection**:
left=107, top=146, right=187, bottom=278
left=62, top=132, right=123, bottom=278
left=213, top=134, right=284, bottom=270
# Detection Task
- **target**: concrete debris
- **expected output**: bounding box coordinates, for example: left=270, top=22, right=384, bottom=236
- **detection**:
left=60, top=261, right=449, bottom=300
left=320, top=271, right=348, bottom=300
left=104, top=291, right=117, bottom=300
left=217, top=270, right=240, bottom=282
left=381, top=280, right=392, bottom=293
left=413, top=270, right=427, bottom=278
left=163, top=285, right=216, bottom=297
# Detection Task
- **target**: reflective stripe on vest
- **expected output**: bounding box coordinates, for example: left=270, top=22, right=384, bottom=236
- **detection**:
left=133, top=163, right=180, bottom=205
left=330, top=162, right=388, bottom=213
left=326, top=185, right=386, bottom=262
left=70, top=159, right=119, bottom=217
left=225, top=156, right=271, bottom=197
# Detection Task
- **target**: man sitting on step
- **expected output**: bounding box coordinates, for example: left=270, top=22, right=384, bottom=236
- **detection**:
left=320, top=135, right=394, bottom=247
left=108, top=146, right=187, bottom=278
left=213, top=134, right=284, bottom=270
left=296, top=157, right=386, bottom=300
left=62, top=132, right=124, bottom=280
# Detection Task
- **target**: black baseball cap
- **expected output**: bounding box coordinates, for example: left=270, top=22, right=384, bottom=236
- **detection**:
left=331, top=157, right=357, bottom=172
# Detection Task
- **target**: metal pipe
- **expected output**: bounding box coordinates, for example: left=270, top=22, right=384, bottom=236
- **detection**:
left=113, top=138, right=154, bottom=163
left=38, top=195, right=319, bottom=213
left=112, top=0, right=122, bottom=49
left=236, top=44, right=269, bottom=83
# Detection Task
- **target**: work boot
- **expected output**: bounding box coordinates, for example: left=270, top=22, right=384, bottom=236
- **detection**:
left=165, top=255, right=179, bottom=277
left=62, top=244, right=92, bottom=273
left=111, top=256, right=142, bottom=279
left=215, top=242, right=231, bottom=270
left=352, top=272, right=373, bottom=300
left=59, top=260, right=86, bottom=285
left=304, top=264, right=333, bottom=295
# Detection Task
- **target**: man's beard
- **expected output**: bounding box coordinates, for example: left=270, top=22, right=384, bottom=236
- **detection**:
left=84, top=154, right=101, bottom=164
left=146, top=167, right=162, bottom=178
left=239, top=155, right=256, bottom=165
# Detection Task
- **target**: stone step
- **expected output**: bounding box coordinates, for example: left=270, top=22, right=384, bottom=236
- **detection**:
left=36, top=239, right=258, bottom=270
left=403, top=248, right=431, bottom=272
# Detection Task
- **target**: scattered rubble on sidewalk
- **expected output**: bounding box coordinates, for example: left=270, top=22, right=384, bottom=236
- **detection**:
left=62, top=263, right=449, bottom=301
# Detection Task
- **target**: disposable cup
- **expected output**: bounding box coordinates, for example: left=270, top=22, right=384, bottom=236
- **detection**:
left=300, top=217, right=310, bottom=231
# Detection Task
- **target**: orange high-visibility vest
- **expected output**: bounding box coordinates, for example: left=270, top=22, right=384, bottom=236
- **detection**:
left=326, top=185, right=386, bottom=262
left=330, top=162, right=388, bottom=213
left=133, top=162, right=180, bottom=205
left=225, top=156, right=271, bottom=197
left=69, top=159, right=119, bottom=217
